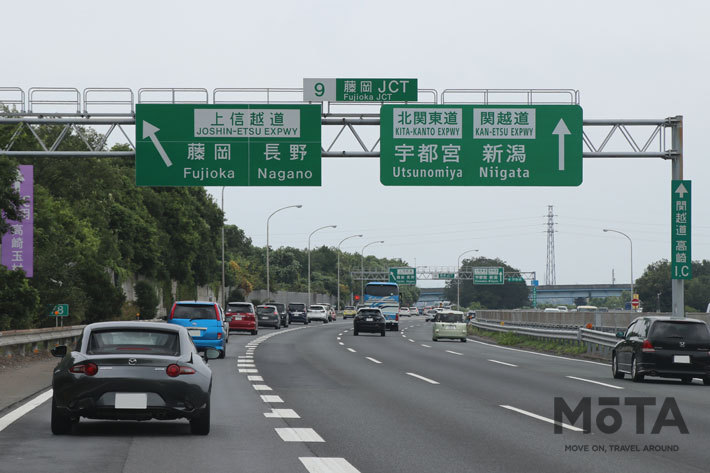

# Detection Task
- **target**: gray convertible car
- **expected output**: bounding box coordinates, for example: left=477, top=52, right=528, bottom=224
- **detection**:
left=50, top=321, right=218, bottom=435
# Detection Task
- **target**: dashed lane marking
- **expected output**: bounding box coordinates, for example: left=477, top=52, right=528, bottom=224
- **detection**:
left=347, top=348, right=356, bottom=353
left=446, top=350, right=463, bottom=355
left=566, top=376, right=623, bottom=389
left=264, top=409, right=300, bottom=418
left=365, top=357, right=382, bottom=364
left=247, top=375, right=263, bottom=381
left=406, top=372, right=439, bottom=385
left=260, top=395, right=283, bottom=403
left=275, top=427, right=325, bottom=442
left=299, top=458, right=361, bottom=473
left=500, top=404, right=584, bottom=432
left=488, top=359, right=518, bottom=367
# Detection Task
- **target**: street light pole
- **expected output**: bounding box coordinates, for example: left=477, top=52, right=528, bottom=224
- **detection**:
left=266, top=204, right=302, bottom=302
left=457, top=249, right=478, bottom=309
left=308, top=225, right=337, bottom=306
left=221, top=187, right=225, bottom=309
left=603, top=229, right=634, bottom=302
left=337, top=234, right=363, bottom=311
left=360, top=240, right=384, bottom=301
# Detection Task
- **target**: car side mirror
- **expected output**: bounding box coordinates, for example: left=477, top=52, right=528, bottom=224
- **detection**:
left=204, top=348, right=220, bottom=361
left=51, top=345, right=67, bottom=357
left=615, top=331, right=625, bottom=339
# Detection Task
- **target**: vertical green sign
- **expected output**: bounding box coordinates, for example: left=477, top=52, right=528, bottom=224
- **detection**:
left=671, top=180, right=691, bottom=279
left=380, top=104, right=583, bottom=186
left=136, top=104, right=321, bottom=186
left=389, top=267, right=416, bottom=285
left=473, top=267, right=504, bottom=285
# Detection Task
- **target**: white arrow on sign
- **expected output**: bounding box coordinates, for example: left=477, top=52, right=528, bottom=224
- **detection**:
left=552, top=119, right=571, bottom=171
left=142, top=121, right=173, bottom=168
left=674, top=182, right=688, bottom=198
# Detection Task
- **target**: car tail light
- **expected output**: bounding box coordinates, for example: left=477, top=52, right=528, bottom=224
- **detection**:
left=166, top=364, right=196, bottom=377
left=215, top=305, right=221, bottom=320
left=396, top=314, right=399, bottom=321
left=217, top=332, right=222, bottom=339
left=642, top=339, right=655, bottom=352
left=169, top=304, right=176, bottom=320
left=70, top=362, right=98, bottom=376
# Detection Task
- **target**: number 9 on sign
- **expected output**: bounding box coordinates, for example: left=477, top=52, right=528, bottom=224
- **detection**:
left=314, top=82, right=325, bottom=97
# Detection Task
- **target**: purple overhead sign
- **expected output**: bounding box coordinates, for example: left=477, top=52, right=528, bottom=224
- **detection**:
left=2, top=165, right=33, bottom=277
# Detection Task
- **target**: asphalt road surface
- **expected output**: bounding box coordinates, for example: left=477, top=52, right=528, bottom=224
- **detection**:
left=1, top=317, right=708, bottom=473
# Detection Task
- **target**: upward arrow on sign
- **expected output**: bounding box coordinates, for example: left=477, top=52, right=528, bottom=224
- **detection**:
left=675, top=182, right=688, bottom=198
left=552, top=119, right=571, bottom=171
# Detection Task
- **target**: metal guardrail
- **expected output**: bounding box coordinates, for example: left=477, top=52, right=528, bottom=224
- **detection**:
left=471, top=320, right=620, bottom=349
left=0, top=326, right=85, bottom=355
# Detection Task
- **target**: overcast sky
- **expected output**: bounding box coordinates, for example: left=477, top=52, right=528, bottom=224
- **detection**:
left=4, top=0, right=708, bottom=287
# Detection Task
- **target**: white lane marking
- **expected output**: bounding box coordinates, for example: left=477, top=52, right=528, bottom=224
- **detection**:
left=247, top=375, right=263, bottom=381
left=408, top=339, right=415, bottom=343
left=337, top=337, right=341, bottom=340
left=264, top=408, right=300, bottom=418
left=468, top=338, right=609, bottom=367
left=338, top=333, right=343, bottom=336
left=500, top=405, right=584, bottom=432
left=339, top=342, right=345, bottom=346
left=239, top=368, right=258, bottom=373
left=488, top=359, right=518, bottom=367
left=566, top=376, right=623, bottom=390
left=275, top=427, right=325, bottom=442
left=347, top=348, right=356, bottom=353
left=0, top=389, right=53, bottom=432
left=446, top=350, right=463, bottom=356
left=365, top=357, right=382, bottom=364
left=261, top=395, right=283, bottom=403
left=401, top=335, right=406, bottom=338
left=237, top=364, right=255, bottom=368
left=406, top=372, right=439, bottom=385
left=252, top=384, right=273, bottom=391
left=421, top=344, right=431, bottom=348
left=299, top=457, right=361, bottom=473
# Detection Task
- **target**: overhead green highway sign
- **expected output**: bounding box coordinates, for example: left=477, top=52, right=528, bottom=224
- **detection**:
left=437, top=272, right=456, bottom=280
left=389, top=267, right=416, bottom=285
left=380, top=104, right=583, bottom=186
left=473, top=267, right=504, bottom=285
left=304, top=78, right=417, bottom=102
left=136, top=104, right=321, bottom=186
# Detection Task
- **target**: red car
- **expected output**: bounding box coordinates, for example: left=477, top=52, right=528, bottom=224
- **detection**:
left=226, top=302, right=257, bottom=335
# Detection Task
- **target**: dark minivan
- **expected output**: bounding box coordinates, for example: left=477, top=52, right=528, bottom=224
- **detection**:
left=288, top=302, right=309, bottom=324
left=612, top=316, right=710, bottom=384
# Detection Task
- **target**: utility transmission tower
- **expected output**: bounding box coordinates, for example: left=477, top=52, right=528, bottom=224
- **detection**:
left=545, top=205, right=556, bottom=285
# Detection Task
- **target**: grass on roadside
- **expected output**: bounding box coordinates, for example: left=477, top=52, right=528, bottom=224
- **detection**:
left=468, top=326, right=588, bottom=356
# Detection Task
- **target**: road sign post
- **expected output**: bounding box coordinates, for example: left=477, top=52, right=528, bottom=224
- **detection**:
left=380, top=105, right=583, bottom=186
left=671, top=180, right=691, bottom=280
left=473, top=267, right=504, bottom=285
left=136, top=104, right=321, bottom=186
left=304, top=79, right=418, bottom=102
left=389, top=267, right=416, bottom=285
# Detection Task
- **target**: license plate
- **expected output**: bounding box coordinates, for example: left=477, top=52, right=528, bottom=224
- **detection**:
left=261, top=316, right=270, bottom=320
left=366, top=317, right=373, bottom=321
left=115, top=393, right=147, bottom=409
left=673, top=355, right=690, bottom=364
left=446, top=324, right=457, bottom=329
left=188, top=329, right=202, bottom=337
left=233, top=316, right=242, bottom=320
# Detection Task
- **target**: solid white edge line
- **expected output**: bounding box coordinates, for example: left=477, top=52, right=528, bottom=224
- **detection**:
left=468, top=338, right=609, bottom=366
left=0, top=389, right=53, bottom=432
left=500, top=404, right=584, bottom=432
left=299, top=457, right=361, bottom=473
left=365, top=357, right=382, bottom=364
left=406, top=372, right=439, bottom=384
left=566, top=376, right=623, bottom=389
left=445, top=350, right=463, bottom=355
left=488, top=359, right=518, bottom=367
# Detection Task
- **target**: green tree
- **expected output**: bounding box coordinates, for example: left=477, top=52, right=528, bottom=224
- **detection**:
left=0, top=157, right=23, bottom=235
left=444, top=256, right=529, bottom=309
left=0, top=265, right=40, bottom=330
left=134, top=280, right=159, bottom=319
left=635, top=259, right=710, bottom=312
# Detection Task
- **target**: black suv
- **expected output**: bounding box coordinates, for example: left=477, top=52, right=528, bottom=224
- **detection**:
left=287, top=302, right=308, bottom=324
left=612, top=316, right=710, bottom=384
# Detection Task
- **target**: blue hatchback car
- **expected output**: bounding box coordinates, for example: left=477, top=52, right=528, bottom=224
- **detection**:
left=168, top=301, right=227, bottom=358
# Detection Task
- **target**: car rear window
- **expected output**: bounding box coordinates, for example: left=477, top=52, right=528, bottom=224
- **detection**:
left=438, top=313, right=464, bottom=323
left=173, top=304, right=217, bottom=319
left=359, top=310, right=380, bottom=317
left=257, top=307, right=276, bottom=315
left=227, top=303, right=253, bottom=313
left=310, top=305, right=325, bottom=310
left=289, top=304, right=306, bottom=311
left=650, top=321, right=710, bottom=341
left=87, top=329, right=180, bottom=355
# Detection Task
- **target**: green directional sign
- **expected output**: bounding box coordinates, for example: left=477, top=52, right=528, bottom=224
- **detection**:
left=506, top=276, right=525, bottom=283
left=473, top=267, right=504, bottom=285
left=671, top=180, right=691, bottom=280
left=380, top=104, right=583, bottom=186
left=304, top=79, right=417, bottom=102
left=50, top=304, right=69, bottom=317
left=389, top=267, right=416, bottom=285
left=136, top=104, right=321, bottom=186
left=437, top=272, right=456, bottom=280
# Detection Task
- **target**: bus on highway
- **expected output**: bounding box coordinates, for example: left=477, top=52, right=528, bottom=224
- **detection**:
left=363, top=282, right=400, bottom=331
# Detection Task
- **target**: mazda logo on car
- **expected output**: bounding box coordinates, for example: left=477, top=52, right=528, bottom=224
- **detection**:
left=679, top=341, right=686, bottom=348
left=128, top=358, right=137, bottom=366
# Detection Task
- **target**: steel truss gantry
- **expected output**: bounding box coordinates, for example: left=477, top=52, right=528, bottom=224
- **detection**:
left=350, top=267, right=536, bottom=282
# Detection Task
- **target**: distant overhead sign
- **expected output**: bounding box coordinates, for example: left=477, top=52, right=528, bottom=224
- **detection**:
left=136, top=104, right=321, bottom=186
left=304, top=78, right=418, bottom=102
left=473, top=267, right=504, bottom=285
left=389, top=267, right=416, bottom=285
left=380, top=104, right=583, bottom=186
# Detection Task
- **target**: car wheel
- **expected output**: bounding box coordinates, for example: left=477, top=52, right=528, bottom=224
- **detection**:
left=381, top=329, right=386, bottom=337
left=190, top=399, right=211, bottom=435
left=681, top=376, right=693, bottom=384
left=432, top=337, right=438, bottom=342
left=251, top=329, right=258, bottom=335
left=354, top=330, right=359, bottom=336
left=324, top=320, right=328, bottom=324
left=275, top=323, right=280, bottom=330
left=703, top=377, right=710, bottom=386
left=51, top=397, right=73, bottom=435
left=611, top=353, right=624, bottom=379
left=631, top=356, right=644, bottom=383
left=218, top=349, right=226, bottom=359
left=461, top=338, right=467, bottom=343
